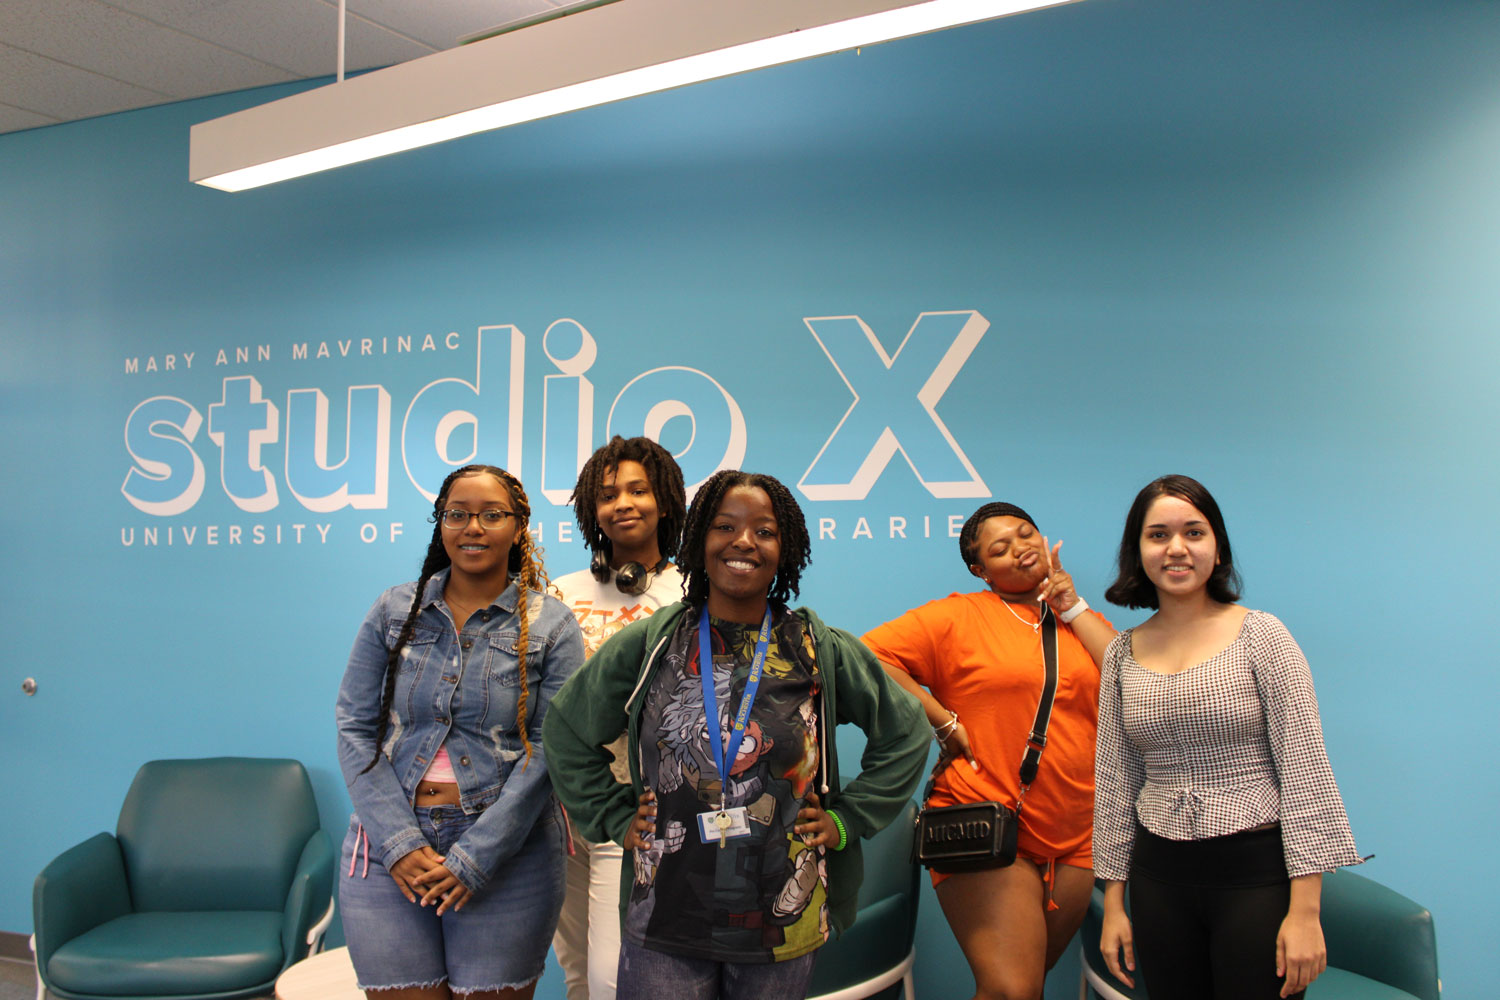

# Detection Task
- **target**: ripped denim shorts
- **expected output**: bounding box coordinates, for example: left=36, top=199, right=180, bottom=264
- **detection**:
left=339, top=803, right=565, bottom=993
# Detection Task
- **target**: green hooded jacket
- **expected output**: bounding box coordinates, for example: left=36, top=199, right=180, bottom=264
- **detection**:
left=542, top=600, right=928, bottom=936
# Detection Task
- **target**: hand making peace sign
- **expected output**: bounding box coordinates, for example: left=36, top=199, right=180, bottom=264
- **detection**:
left=1037, top=536, right=1082, bottom=617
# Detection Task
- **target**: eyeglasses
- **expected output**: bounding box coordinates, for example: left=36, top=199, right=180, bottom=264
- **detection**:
left=439, top=509, right=522, bottom=529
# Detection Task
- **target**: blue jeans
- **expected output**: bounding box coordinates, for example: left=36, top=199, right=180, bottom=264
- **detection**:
left=614, top=940, right=817, bottom=1000
left=339, top=804, right=565, bottom=993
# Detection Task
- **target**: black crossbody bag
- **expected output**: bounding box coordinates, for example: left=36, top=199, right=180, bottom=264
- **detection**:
left=913, top=604, right=1059, bottom=873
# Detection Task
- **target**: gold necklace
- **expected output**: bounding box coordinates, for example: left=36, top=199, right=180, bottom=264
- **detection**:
left=447, top=578, right=508, bottom=627
left=445, top=592, right=481, bottom=625
left=996, top=595, right=1042, bottom=634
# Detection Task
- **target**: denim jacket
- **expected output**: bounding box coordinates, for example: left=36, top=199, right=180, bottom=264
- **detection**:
left=336, top=569, right=585, bottom=893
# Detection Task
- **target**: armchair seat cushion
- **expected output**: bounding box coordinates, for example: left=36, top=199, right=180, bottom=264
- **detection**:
left=1309, top=966, right=1424, bottom=1000
left=47, top=911, right=284, bottom=996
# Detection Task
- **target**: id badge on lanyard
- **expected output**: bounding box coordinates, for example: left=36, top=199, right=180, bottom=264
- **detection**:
left=696, top=605, right=773, bottom=849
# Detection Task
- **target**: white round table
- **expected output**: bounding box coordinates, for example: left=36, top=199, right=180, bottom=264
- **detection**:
left=275, top=946, right=363, bottom=1000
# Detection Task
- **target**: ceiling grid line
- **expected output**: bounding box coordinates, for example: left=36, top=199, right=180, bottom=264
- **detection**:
left=87, top=0, right=325, bottom=79
left=0, top=39, right=177, bottom=99
left=311, top=0, right=442, bottom=54
left=0, top=99, right=61, bottom=122
left=0, top=1, right=644, bottom=136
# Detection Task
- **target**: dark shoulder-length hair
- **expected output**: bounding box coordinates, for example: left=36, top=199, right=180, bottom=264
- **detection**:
left=1105, top=474, right=1242, bottom=609
left=679, top=469, right=811, bottom=608
left=570, top=435, right=688, bottom=567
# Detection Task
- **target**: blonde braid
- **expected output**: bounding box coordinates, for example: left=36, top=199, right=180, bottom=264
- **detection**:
left=418, top=465, right=553, bottom=770
left=515, top=595, right=532, bottom=766
left=507, top=480, right=550, bottom=769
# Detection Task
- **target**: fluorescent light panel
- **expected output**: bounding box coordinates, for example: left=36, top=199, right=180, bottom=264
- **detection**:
left=191, top=0, right=1077, bottom=192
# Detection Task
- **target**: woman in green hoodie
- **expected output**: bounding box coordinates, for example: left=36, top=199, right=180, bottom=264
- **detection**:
left=543, top=469, right=927, bottom=1000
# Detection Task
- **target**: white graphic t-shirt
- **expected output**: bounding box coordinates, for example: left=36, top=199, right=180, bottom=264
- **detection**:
left=553, top=563, right=686, bottom=658
left=552, top=563, right=686, bottom=785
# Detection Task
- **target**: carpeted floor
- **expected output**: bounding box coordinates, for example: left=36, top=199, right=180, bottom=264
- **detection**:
left=0, top=958, right=36, bottom=1000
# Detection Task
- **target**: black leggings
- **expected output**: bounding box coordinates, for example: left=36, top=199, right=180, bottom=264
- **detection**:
left=1129, top=825, right=1303, bottom=1000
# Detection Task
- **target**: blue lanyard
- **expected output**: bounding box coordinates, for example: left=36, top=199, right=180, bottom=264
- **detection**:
left=698, top=604, right=773, bottom=810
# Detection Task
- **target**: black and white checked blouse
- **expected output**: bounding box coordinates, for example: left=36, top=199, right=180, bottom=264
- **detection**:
left=1093, top=610, right=1360, bottom=881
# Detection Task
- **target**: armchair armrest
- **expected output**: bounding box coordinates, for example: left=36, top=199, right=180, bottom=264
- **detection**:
left=280, top=830, right=334, bottom=967
left=32, top=833, right=132, bottom=973
left=1322, top=870, right=1441, bottom=1000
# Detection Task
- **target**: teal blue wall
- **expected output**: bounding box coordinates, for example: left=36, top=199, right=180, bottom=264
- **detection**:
left=3, top=0, right=1496, bottom=995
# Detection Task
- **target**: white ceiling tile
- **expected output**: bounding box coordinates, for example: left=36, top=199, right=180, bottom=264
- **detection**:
left=346, top=0, right=554, bottom=49
left=0, top=42, right=170, bottom=119
left=341, top=17, right=441, bottom=72
left=2, top=0, right=296, bottom=97
left=104, top=0, right=435, bottom=77
left=0, top=0, right=607, bottom=136
left=93, top=0, right=241, bottom=19
left=149, top=0, right=347, bottom=77
left=0, top=102, right=61, bottom=132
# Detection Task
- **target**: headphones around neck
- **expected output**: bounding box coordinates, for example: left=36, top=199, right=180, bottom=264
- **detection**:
left=590, top=549, right=669, bottom=596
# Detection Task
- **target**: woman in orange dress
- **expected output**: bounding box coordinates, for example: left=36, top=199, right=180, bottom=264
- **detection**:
left=863, top=502, right=1113, bottom=1000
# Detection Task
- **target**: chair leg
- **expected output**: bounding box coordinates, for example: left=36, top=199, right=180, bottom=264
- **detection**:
left=903, top=966, right=915, bottom=1000
left=306, top=898, right=336, bottom=954
left=30, top=934, right=45, bottom=1000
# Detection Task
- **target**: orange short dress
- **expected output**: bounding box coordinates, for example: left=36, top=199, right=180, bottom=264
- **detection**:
left=864, top=592, right=1106, bottom=888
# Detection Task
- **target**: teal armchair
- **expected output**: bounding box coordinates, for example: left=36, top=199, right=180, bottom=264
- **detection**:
left=1312, top=868, right=1441, bottom=1000
left=33, top=758, right=334, bottom=1000
left=1080, top=869, right=1440, bottom=1000
left=806, top=797, right=920, bottom=1000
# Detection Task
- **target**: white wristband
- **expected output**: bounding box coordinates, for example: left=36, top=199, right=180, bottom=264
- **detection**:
left=1058, top=597, right=1089, bottom=624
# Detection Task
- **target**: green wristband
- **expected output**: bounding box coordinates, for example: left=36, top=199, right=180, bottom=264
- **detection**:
left=827, top=809, right=848, bottom=851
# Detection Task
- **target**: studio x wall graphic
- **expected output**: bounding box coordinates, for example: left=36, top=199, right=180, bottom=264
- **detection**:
left=118, top=310, right=995, bottom=553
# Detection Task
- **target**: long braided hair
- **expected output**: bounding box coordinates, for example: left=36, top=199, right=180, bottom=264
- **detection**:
left=679, top=469, right=811, bottom=608
left=362, top=464, right=550, bottom=773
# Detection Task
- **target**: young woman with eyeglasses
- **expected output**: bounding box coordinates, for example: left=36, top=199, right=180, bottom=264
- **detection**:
left=549, top=436, right=688, bottom=1000
left=336, top=464, right=585, bottom=1000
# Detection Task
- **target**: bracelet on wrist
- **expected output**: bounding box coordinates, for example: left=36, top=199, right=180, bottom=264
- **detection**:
left=827, top=809, right=848, bottom=851
left=932, top=710, right=959, bottom=741
left=1058, top=597, right=1090, bottom=624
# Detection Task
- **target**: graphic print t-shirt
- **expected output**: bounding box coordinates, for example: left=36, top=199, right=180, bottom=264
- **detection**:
left=552, top=565, right=685, bottom=658
left=624, top=605, right=829, bottom=963
left=553, top=565, right=684, bottom=784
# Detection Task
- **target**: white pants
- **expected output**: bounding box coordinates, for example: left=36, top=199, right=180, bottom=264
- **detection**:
left=552, top=832, right=624, bottom=1000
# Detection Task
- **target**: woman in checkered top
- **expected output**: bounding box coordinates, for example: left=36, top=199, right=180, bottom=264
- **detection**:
left=1093, top=476, right=1360, bottom=1000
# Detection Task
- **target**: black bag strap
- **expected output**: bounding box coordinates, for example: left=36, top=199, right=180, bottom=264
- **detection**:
left=1018, top=604, right=1059, bottom=794
left=920, top=603, right=1061, bottom=810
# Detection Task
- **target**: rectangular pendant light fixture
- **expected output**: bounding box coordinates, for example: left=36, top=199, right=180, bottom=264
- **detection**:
left=189, top=0, right=1078, bottom=192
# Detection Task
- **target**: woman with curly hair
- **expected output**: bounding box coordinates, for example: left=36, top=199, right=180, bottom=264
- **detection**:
left=550, top=436, right=688, bottom=1000
left=336, top=464, right=585, bottom=1000
left=543, top=469, right=927, bottom=1000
